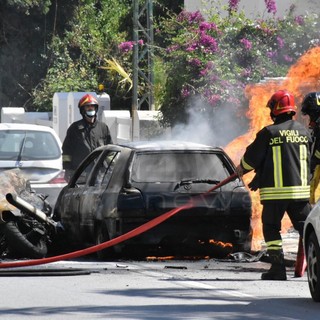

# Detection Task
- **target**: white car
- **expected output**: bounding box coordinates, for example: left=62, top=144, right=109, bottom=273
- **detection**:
left=304, top=202, right=320, bottom=301
left=0, top=123, right=66, bottom=207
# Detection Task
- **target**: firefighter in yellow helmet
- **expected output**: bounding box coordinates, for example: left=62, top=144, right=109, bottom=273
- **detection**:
left=62, top=93, right=113, bottom=181
left=236, top=90, right=312, bottom=280
left=301, top=92, right=320, bottom=204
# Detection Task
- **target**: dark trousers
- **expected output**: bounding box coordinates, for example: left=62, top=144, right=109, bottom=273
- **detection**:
left=262, top=200, right=311, bottom=243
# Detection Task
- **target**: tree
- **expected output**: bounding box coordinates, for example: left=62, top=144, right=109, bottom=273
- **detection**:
left=0, top=0, right=77, bottom=110
left=157, top=3, right=320, bottom=131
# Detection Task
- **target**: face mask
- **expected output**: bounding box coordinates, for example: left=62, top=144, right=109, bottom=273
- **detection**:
left=85, top=110, right=96, bottom=117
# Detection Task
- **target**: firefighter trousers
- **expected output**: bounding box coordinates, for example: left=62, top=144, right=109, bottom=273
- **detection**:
left=262, top=200, right=311, bottom=243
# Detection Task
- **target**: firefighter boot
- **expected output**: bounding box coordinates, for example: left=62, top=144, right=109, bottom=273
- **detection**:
left=261, top=250, right=287, bottom=280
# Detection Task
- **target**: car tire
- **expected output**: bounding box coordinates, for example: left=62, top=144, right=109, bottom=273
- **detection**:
left=95, top=221, right=116, bottom=260
left=307, top=231, right=320, bottom=302
left=3, top=221, right=48, bottom=259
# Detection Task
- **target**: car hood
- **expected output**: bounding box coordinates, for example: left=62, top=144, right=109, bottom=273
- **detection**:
left=125, top=181, right=251, bottom=214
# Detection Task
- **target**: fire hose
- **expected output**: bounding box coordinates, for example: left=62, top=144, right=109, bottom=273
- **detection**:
left=0, top=173, right=239, bottom=269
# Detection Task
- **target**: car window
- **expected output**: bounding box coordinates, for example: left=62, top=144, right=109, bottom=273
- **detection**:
left=74, top=162, right=94, bottom=186
left=0, top=130, right=60, bottom=160
left=92, top=151, right=120, bottom=187
left=131, top=152, right=230, bottom=183
left=70, top=149, right=104, bottom=187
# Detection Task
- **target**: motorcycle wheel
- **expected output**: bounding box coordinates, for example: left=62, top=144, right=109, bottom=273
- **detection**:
left=3, top=221, right=48, bottom=259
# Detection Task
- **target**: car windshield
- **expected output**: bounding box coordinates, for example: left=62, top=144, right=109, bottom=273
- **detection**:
left=0, top=130, right=61, bottom=161
left=131, top=152, right=230, bottom=183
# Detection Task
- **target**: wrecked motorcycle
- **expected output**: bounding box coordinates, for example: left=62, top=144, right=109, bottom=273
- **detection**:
left=0, top=169, right=62, bottom=259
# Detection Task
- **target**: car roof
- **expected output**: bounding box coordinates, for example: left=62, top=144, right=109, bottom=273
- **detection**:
left=118, top=140, right=223, bottom=152
left=0, top=123, right=55, bottom=133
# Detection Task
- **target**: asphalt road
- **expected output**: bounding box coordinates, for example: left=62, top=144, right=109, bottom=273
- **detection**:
left=0, top=233, right=318, bottom=320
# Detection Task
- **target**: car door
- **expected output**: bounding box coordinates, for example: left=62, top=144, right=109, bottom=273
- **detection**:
left=59, top=149, right=104, bottom=241
left=77, top=150, right=121, bottom=240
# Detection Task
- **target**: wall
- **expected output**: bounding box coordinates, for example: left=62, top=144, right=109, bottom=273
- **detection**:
left=184, top=0, right=319, bottom=17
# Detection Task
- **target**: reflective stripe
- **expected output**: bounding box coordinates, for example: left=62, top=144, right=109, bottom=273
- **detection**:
left=300, top=145, right=308, bottom=186
left=241, top=158, right=254, bottom=171
left=62, top=155, right=72, bottom=162
left=260, top=185, right=310, bottom=200
left=266, top=240, right=283, bottom=250
left=272, top=146, right=282, bottom=188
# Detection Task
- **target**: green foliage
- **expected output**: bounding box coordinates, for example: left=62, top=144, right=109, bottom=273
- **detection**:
left=6, top=0, right=52, bottom=14
left=32, top=0, right=131, bottom=111
left=1, top=0, right=319, bottom=122
left=157, top=3, right=320, bottom=127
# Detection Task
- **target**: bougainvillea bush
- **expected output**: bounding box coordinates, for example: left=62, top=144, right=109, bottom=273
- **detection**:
left=155, top=1, right=320, bottom=128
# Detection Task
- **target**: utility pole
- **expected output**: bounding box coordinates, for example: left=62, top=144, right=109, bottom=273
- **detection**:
left=132, top=0, right=154, bottom=140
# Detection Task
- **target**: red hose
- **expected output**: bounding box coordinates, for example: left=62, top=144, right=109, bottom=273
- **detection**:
left=0, top=173, right=238, bottom=269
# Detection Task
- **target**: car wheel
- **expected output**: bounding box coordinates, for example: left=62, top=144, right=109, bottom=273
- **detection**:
left=307, top=231, right=320, bottom=302
left=3, top=221, right=47, bottom=259
left=95, top=221, right=116, bottom=260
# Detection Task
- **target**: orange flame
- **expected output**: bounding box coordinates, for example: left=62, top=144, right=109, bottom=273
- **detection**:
left=208, top=239, right=233, bottom=248
left=225, top=46, right=320, bottom=250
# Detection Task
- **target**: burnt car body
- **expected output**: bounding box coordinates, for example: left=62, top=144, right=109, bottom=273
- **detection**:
left=54, top=141, right=252, bottom=258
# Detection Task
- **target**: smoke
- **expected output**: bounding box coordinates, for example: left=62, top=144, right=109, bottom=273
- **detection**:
left=169, top=96, right=248, bottom=148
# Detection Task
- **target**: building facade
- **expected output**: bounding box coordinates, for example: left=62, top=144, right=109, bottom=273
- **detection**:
left=185, top=0, right=319, bottom=17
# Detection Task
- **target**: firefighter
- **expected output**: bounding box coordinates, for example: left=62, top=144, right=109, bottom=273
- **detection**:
left=236, top=90, right=312, bottom=280
left=301, top=92, right=320, bottom=204
left=62, top=93, right=113, bottom=181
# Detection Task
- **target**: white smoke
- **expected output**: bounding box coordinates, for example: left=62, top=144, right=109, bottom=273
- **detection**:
left=168, top=97, right=248, bottom=148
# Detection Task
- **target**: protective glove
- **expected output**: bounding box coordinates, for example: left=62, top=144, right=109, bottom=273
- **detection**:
left=248, top=172, right=259, bottom=191
left=310, top=165, right=320, bottom=204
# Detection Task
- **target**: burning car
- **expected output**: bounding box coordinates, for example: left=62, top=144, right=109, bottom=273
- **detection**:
left=54, top=141, right=252, bottom=258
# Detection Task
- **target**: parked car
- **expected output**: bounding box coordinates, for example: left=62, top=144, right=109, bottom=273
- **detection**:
left=0, top=123, right=66, bottom=207
left=303, top=202, right=320, bottom=301
left=54, top=141, right=252, bottom=258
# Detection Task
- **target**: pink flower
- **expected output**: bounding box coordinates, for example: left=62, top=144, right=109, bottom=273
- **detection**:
left=186, top=43, right=198, bottom=52
left=177, top=10, right=204, bottom=24
left=283, top=55, right=293, bottom=62
left=200, top=68, right=208, bottom=76
left=189, top=11, right=204, bottom=24
left=294, top=15, right=304, bottom=25
left=277, top=36, right=284, bottom=48
left=207, top=94, right=220, bottom=107
left=188, top=58, right=202, bottom=67
left=206, top=61, right=215, bottom=69
left=199, top=22, right=217, bottom=31
left=267, top=50, right=277, bottom=60
left=181, top=87, right=191, bottom=98
left=264, top=0, right=277, bottom=14
left=228, top=0, right=240, bottom=12
left=241, top=68, right=252, bottom=77
left=118, top=41, right=134, bottom=52
left=199, top=32, right=218, bottom=52
left=166, top=44, right=179, bottom=53
left=240, top=38, right=252, bottom=50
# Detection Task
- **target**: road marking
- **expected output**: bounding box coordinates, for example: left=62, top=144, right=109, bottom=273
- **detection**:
left=131, top=266, right=253, bottom=304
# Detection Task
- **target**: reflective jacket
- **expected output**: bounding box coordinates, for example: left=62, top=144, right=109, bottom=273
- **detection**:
left=310, top=127, right=320, bottom=171
left=309, top=127, right=320, bottom=203
left=240, top=117, right=312, bottom=202
left=62, top=118, right=113, bottom=172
